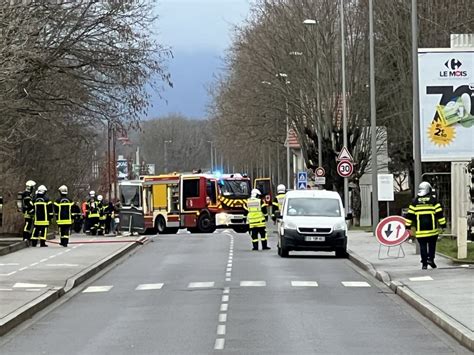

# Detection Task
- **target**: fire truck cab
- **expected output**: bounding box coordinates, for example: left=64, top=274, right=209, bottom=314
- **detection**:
left=119, top=173, right=251, bottom=234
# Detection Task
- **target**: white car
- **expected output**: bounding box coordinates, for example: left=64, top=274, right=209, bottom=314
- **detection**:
left=275, top=189, right=350, bottom=258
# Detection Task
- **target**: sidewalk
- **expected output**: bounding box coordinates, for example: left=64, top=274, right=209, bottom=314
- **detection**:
left=0, top=234, right=147, bottom=336
left=347, top=230, right=474, bottom=351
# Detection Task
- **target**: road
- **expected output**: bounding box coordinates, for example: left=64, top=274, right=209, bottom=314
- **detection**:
left=0, top=231, right=468, bottom=354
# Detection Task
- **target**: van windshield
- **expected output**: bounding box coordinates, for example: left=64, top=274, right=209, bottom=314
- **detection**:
left=120, top=185, right=141, bottom=207
left=286, top=198, right=341, bottom=217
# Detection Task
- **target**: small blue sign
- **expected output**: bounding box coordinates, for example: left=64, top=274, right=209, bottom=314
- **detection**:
left=298, top=171, right=307, bottom=182
left=298, top=181, right=307, bottom=190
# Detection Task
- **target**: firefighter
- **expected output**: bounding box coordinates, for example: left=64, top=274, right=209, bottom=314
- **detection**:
left=86, top=191, right=100, bottom=235
left=97, top=194, right=106, bottom=236
left=405, top=182, right=447, bottom=269
left=271, top=184, right=286, bottom=222
left=21, top=180, right=36, bottom=243
left=54, top=185, right=74, bottom=247
left=31, top=185, right=53, bottom=247
left=72, top=202, right=83, bottom=233
left=245, top=188, right=270, bottom=251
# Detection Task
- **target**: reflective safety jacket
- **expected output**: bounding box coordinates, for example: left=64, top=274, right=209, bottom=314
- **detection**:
left=86, top=198, right=100, bottom=218
left=22, top=190, right=35, bottom=219
left=245, top=198, right=267, bottom=229
left=271, top=193, right=286, bottom=220
left=33, top=194, right=53, bottom=226
left=54, top=196, right=74, bottom=225
left=405, top=196, right=447, bottom=238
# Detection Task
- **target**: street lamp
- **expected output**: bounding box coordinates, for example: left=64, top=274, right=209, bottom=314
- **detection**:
left=207, top=140, right=214, bottom=172
left=276, top=73, right=291, bottom=189
left=340, top=0, right=349, bottom=212
left=303, top=18, right=323, bottom=169
left=164, top=140, right=172, bottom=173
left=412, top=0, right=422, bottom=191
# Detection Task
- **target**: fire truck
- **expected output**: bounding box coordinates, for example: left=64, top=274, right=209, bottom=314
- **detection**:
left=118, top=173, right=251, bottom=234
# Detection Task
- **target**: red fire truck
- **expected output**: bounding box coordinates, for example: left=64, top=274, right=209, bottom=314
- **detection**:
left=118, top=173, right=251, bottom=234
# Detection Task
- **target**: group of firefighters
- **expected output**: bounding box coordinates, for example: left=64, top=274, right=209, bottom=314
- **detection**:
left=20, top=180, right=117, bottom=248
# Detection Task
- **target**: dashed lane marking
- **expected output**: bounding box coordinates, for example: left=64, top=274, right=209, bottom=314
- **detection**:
left=0, top=263, right=19, bottom=266
left=136, top=283, right=164, bottom=291
left=222, top=295, right=229, bottom=302
left=240, top=281, right=266, bottom=287
left=214, top=338, right=225, bottom=350
left=0, top=288, right=13, bottom=291
left=19, top=267, right=28, bottom=271
left=223, top=287, right=230, bottom=294
left=13, top=282, right=47, bottom=288
left=82, top=286, right=113, bottom=293
left=219, top=314, right=227, bottom=322
left=291, top=281, right=319, bottom=287
left=341, top=281, right=371, bottom=287
left=46, top=264, right=79, bottom=267
left=217, top=325, right=226, bottom=335
left=408, top=276, right=433, bottom=282
left=220, top=304, right=228, bottom=312
left=188, top=282, right=215, bottom=288
left=0, top=271, right=17, bottom=276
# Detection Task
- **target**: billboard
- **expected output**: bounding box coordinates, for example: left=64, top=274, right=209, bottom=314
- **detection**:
left=418, top=49, right=474, bottom=161
left=117, top=159, right=128, bottom=180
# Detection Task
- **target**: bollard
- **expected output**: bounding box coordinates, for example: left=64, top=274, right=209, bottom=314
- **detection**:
left=457, top=217, right=468, bottom=259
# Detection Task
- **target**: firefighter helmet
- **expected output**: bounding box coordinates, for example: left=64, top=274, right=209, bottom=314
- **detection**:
left=58, top=185, right=68, bottom=194
left=37, top=185, right=47, bottom=194
left=417, top=182, right=432, bottom=197
left=251, top=189, right=261, bottom=199
left=97, top=195, right=103, bottom=202
left=89, top=190, right=95, bottom=197
left=277, top=184, right=286, bottom=194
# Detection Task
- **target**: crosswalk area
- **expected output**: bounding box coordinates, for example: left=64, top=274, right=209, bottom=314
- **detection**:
left=80, top=280, right=373, bottom=293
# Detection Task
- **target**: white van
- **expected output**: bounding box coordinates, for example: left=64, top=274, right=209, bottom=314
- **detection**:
left=275, top=189, right=350, bottom=257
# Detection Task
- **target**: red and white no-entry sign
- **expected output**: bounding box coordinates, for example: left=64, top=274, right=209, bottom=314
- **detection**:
left=315, top=167, right=325, bottom=177
left=337, top=160, right=353, bottom=178
left=375, top=216, right=410, bottom=247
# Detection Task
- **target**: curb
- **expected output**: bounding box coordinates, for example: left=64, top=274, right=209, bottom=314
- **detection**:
left=0, top=237, right=147, bottom=336
left=0, top=240, right=28, bottom=257
left=347, top=249, right=473, bottom=351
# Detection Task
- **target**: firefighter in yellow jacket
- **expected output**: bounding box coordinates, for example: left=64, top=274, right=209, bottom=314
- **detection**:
left=405, top=182, right=446, bottom=269
left=31, top=185, right=53, bottom=247
left=54, top=185, right=75, bottom=247
left=271, top=184, right=286, bottom=223
left=245, top=189, right=270, bottom=251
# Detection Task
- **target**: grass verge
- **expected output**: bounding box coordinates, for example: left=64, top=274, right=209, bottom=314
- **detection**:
left=437, top=237, right=474, bottom=263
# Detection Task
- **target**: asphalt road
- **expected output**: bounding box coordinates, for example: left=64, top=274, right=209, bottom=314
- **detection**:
left=0, top=231, right=469, bottom=354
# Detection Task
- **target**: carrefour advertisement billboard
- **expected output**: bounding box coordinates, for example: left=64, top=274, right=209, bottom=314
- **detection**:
left=418, top=49, right=474, bottom=161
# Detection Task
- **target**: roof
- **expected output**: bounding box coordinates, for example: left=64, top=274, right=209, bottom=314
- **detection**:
left=285, top=189, right=342, bottom=200
left=284, top=129, right=301, bottom=149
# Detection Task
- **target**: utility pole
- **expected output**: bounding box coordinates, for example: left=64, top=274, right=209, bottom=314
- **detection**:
left=412, top=0, right=422, bottom=190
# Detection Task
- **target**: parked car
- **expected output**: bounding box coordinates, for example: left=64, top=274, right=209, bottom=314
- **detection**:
left=275, top=189, right=351, bottom=258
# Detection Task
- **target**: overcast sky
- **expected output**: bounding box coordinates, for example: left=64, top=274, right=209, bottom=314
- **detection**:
left=148, top=0, right=252, bottom=119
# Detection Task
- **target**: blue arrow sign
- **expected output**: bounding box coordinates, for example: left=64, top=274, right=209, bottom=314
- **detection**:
left=298, top=181, right=307, bottom=190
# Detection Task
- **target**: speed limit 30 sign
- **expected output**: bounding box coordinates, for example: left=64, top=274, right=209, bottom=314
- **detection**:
left=337, top=160, right=353, bottom=178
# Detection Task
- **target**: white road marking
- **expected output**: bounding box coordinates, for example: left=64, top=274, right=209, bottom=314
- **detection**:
left=0, top=271, right=17, bottom=276
left=46, top=264, right=79, bottom=267
left=225, top=273, right=231, bottom=277
left=26, top=289, right=41, bottom=292
left=408, top=276, right=433, bottom=282
left=460, top=264, right=470, bottom=268
left=30, top=262, right=39, bottom=266
left=19, top=267, right=28, bottom=271
left=214, top=338, right=225, bottom=350
left=65, top=249, right=72, bottom=253
left=217, top=324, right=226, bottom=335
left=223, top=287, right=230, bottom=294
left=48, top=255, right=56, bottom=259
left=0, top=288, right=13, bottom=291
left=40, top=258, right=48, bottom=263
left=227, top=263, right=232, bottom=267
left=188, top=282, right=215, bottom=288
left=0, top=263, right=19, bottom=266
left=219, top=313, right=227, bottom=322
left=225, top=278, right=231, bottom=281
left=14, top=282, right=47, bottom=288
left=240, top=281, right=266, bottom=287
left=220, top=304, right=228, bottom=311
left=226, top=268, right=232, bottom=272
left=291, top=281, right=319, bottom=287
left=136, top=283, right=164, bottom=291
left=82, top=285, right=113, bottom=293
left=341, top=281, right=371, bottom=287
left=222, top=295, right=229, bottom=302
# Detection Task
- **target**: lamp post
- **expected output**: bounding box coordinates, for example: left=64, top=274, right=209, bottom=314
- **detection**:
left=207, top=140, right=214, bottom=172
left=340, top=0, right=349, bottom=212
left=412, top=0, right=422, bottom=191
left=276, top=73, right=291, bottom=189
left=303, top=19, right=323, bottom=169
left=369, top=0, right=379, bottom=230
left=164, top=140, right=172, bottom=173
